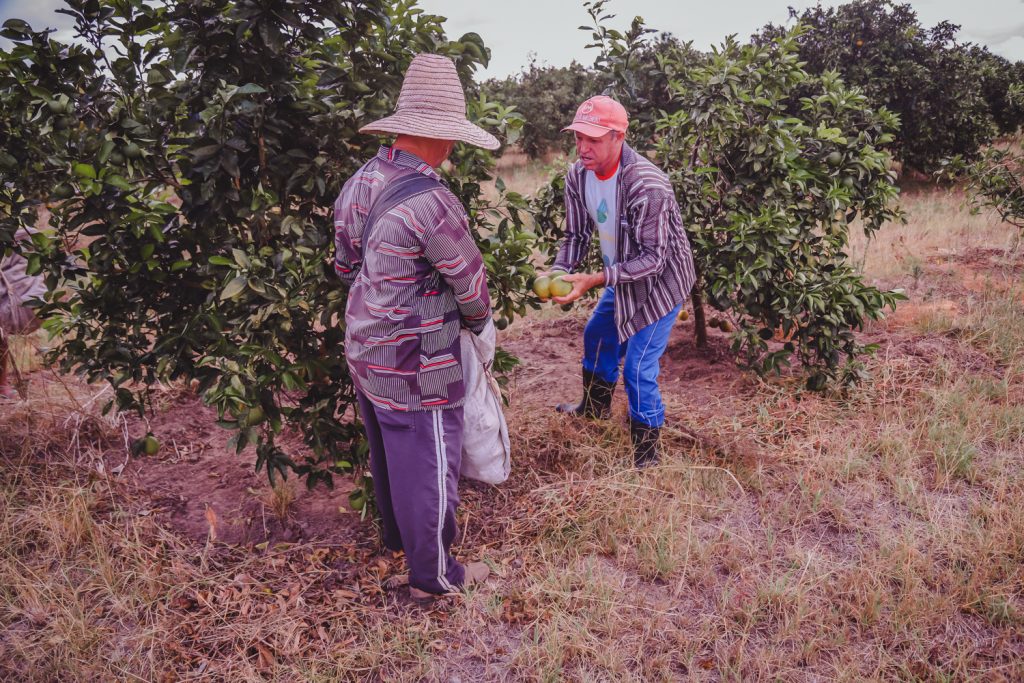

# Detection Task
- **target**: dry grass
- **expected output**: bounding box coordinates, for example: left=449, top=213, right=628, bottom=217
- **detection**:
left=850, top=184, right=1019, bottom=283
left=2, top=169, right=1024, bottom=680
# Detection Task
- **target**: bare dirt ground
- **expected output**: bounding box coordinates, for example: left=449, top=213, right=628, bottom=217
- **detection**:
left=2, top=186, right=1023, bottom=681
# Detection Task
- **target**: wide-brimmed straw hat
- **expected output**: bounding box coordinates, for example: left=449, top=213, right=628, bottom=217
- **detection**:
left=359, top=53, right=499, bottom=150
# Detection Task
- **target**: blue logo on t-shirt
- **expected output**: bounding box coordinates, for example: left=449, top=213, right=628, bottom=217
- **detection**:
left=597, top=198, right=608, bottom=224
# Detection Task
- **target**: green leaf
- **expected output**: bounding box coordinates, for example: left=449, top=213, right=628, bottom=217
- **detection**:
left=73, top=163, right=97, bottom=179
left=235, top=83, right=266, bottom=95
left=231, top=248, right=250, bottom=268
left=220, top=276, right=248, bottom=300
left=105, top=175, right=131, bottom=190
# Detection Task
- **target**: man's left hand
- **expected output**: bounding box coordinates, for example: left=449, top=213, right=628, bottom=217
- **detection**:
left=552, top=271, right=605, bottom=304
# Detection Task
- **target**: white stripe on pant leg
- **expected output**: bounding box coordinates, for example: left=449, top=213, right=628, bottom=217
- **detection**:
left=437, top=411, right=455, bottom=592
left=432, top=411, right=448, bottom=592
left=433, top=410, right=455, bottom=592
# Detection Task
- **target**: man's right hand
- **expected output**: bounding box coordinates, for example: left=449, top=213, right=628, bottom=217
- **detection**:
left=551, top=271, right=604, bottom=304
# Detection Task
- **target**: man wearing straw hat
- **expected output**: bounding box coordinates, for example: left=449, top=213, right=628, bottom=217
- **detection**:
left=544, top=95, right=697, bottom=468
left=332, top=54, right=497, bottom=601
left=0, top=227, right=44, bottom=400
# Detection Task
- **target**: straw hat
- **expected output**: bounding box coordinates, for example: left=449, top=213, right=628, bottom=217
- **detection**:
left=360, top=53, right=499, bottom=150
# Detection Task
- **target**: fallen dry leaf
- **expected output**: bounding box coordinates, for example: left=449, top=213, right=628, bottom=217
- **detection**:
left=256, top=643, right=276, bottom=670
left=333, top=588, right=358, bottom=601
left=204, top=504, right=218, bottom=543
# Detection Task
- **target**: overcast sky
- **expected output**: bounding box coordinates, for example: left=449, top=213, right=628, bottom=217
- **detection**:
left=417, top=0, right=1024, bottom=77
left=2, top=0, right=1022, bottom=76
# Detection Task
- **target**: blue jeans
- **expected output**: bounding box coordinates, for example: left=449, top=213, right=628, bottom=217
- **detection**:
left=582, top=288, right=681, bottom=428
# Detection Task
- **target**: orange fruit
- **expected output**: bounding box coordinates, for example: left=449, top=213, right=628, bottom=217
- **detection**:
left=532, top=276, right=551, bottom=300
left=549, top=276, right=573, bottom=298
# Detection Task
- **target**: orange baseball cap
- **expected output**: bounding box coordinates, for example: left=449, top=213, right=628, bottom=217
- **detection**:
left=562, top=95, right=629, bottom=137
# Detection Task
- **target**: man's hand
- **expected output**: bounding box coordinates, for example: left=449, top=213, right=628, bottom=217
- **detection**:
left=552, top=271, right=605, bottom=304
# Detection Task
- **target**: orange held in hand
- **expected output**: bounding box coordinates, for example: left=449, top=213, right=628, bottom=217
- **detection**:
left=549, top=275, right=573, bottom=298
left=532, top=275, right=552, bottom=301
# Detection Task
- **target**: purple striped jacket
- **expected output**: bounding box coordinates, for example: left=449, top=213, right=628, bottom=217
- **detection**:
left=334, top=146, right=491, bottom=411
left=554, top=144, right=697, bottom=342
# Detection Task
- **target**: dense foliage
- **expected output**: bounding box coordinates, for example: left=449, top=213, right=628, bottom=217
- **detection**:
left=0, top=0, right=532, bottom=488
left=758, top=0, right=1021, bottom=172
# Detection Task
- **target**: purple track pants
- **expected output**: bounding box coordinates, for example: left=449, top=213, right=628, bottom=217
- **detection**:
left=356, top=391, right=465, bottom=594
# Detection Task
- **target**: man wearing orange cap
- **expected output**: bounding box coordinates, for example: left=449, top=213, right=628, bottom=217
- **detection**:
left=547, top=95, right=697, bottom=467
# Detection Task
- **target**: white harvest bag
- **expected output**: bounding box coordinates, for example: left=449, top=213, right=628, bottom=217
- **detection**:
left=459, top=319, right=511, bottom=484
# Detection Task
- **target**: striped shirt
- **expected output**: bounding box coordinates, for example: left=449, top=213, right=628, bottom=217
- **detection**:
left=554, top=143, right=697, bottom=342
left=334, top=146, right=491, bottom=411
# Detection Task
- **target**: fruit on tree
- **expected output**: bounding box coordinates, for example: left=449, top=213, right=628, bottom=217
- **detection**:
left=827, top=151, right=843, bottom=167
left=678, top=309, right=689, bottom=321
left=51, top=183, right=74, bottom=200
left=242, top=405, right=264, bottom=427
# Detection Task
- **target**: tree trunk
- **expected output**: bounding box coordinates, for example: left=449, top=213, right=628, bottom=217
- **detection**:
left=690, top=269, right=707, bottom=348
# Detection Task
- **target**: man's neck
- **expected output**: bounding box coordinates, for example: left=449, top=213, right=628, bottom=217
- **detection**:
left=393, top=135, right=444, bottom=168
left=594, top=150, right=622, bottom=181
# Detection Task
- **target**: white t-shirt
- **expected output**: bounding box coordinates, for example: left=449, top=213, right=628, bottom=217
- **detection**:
left=584, top=166, right=619, bottom=269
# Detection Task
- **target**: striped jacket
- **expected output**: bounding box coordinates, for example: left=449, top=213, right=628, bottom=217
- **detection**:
left=554, top=143, right=697, bottom=342
left=334, top=146, right=491, bottom=411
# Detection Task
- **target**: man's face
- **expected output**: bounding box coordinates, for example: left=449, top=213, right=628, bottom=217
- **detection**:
left=574, top=131, right=624, bottom=173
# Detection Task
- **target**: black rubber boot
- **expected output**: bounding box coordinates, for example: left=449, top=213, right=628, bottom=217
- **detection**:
left=630, top=419, right=661, bottom=469
left=556, top=368, right=615, bottom=419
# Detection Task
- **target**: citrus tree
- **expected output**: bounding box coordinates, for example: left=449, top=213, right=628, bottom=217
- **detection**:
left=0, top=0, right=532, bottom=487
left=533, top=14, right=907, bottom=391
left=758, top=0, right=999, bottom=173
left=655, top=29, right=906, bottom=389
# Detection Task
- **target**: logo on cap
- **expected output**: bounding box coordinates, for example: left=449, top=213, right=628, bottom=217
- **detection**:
left=580, top=101, right=595, bottom=115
